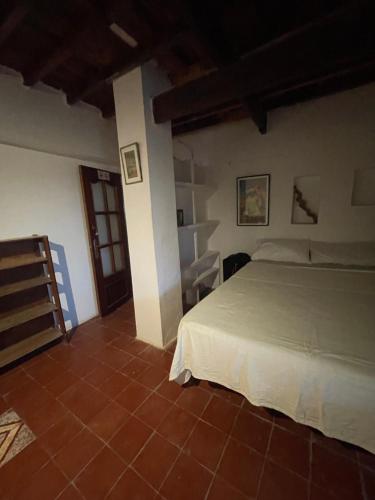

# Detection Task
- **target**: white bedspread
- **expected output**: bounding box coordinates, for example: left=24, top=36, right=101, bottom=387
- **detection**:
left=170, top=261, right=375, bottom=453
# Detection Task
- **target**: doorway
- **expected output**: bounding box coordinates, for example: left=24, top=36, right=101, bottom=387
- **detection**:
left=80, top=165, right=132, bottom=316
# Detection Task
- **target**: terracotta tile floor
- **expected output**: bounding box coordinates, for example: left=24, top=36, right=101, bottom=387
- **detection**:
left=0, top=301, right=374, bottom=500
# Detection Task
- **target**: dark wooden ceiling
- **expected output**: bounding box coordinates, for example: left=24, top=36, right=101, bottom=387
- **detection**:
left=0, top=0, right=374, bottom=135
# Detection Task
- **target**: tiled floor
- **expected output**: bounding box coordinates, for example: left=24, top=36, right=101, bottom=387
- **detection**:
left=0, top=301, right=374, bottom=500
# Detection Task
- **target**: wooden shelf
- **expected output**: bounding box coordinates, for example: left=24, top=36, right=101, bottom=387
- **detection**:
left=178, top=220, right=219, bottom=232
left=0, top=276, right=51, bottom=298
left=0, top=327, right=62, bottom=368
left=0, top=235, right=66, bottom=369
left=0, top=302, right=57, bottom=333
left=0, top=235, right=46, bottom=244
left=0, top=254, right=47, bottom=271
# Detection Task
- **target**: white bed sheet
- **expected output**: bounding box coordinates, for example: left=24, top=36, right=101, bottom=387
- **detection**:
left=170, top=261, right=375, bottom=453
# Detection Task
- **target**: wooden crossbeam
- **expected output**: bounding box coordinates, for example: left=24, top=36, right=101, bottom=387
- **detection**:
left=153, top=1, right=374, bottom=124
left=172, top=56, right=375, bottom=135
left=0, top=2, right=29, bottom=47
left=262, top=58, right=375, bottom=103
left=177, top=0, right=270, bottom=134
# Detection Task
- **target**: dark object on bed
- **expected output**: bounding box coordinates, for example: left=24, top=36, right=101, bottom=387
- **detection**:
left=223, top=252, right=251, bottom=281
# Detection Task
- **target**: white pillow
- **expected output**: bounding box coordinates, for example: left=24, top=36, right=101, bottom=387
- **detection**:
left=252, top=239, right=310, bottom=264
left=310, top=241, right=375, bottom=267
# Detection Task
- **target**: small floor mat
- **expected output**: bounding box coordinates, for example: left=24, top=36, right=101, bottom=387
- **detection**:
left=0, top=409, right=35, bottom=467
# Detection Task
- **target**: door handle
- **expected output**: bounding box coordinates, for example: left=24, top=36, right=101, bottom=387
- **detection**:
left=93, top=238, right=100, bottom=259
left=91, top=225, right=99, bottom=259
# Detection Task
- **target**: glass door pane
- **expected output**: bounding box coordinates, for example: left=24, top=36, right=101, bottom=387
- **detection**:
left=95, top=215, right=109, bottom=245
left=100, top=247, right=113, bottom=277
left=113, top=244, right=124, bottom=271
left=110, top=214, right=120, bottom=242
left=105, top=183, right=117, bottom=211
left=91, top=182, right=105, bottom=211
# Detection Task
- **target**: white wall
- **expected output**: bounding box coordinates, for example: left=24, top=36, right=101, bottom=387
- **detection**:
left=0, top=70, right=119, bottom=164
left=0, top=72, right=119, bottom=326
left=174, top=83, right=375, bottom=259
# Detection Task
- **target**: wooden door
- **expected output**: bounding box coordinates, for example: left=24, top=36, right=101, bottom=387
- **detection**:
left=80, top=166, right=132, bottom=316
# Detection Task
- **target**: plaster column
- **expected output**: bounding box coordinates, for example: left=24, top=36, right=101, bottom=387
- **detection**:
left=113, top=63, right=182, bottom=348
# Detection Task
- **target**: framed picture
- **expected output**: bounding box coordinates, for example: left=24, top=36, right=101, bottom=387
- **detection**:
left=237, top=174, right=270, bottom=226
left=120, top=143, right=142, bottom=184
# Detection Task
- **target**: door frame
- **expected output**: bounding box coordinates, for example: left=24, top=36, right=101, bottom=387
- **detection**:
left=79, top=165, right=132, bottom=316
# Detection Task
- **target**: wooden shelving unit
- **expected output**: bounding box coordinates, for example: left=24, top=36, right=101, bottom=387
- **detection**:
left=174, top=158, right=220, bottom=308
left=0, top=235, right=66, bottom=370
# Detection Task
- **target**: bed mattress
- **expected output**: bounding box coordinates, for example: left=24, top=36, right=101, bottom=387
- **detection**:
left=170, top=261, right=375, bottom=453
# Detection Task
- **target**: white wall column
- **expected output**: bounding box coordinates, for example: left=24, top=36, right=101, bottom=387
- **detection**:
left=113, top=63, right=182, bottom=348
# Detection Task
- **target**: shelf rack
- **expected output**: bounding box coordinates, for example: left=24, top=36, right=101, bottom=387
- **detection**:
left=0, top=235, right=66, bottom=370
left=175, top=158, right=220, bottom=308
left=177, top=220, right=219, bottom=232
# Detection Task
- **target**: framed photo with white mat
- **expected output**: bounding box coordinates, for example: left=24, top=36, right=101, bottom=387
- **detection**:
left=120, top=143, right=142, bottom=185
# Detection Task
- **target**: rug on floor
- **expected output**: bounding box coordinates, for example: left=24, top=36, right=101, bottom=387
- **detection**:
left=0, top=409, right=35, bottom=467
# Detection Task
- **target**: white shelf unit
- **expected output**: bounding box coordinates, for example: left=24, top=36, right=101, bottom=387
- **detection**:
left=174, top=158, right=220, bottom=307
left=177, top=220, right=219, bottom=232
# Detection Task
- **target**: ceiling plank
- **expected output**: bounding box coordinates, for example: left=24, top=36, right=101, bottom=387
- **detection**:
left=0, top=2, right=30, bottom=47
left=153, top=1, right=375, bottom=124
left=23, top=15, right=99, bottom=86
left=176, top=0, right=229, bottom=68
left=66, top=29, right=189, bottom=105
left=68, top=0, right=231, bottom=106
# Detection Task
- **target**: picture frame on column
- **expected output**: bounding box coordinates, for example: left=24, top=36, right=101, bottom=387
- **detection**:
left=120, top=143, right=143, bottom=184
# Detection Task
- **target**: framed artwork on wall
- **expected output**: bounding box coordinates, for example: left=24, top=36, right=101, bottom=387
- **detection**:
left=120, top=143, right=142, bottom=184
left=237, top=174, right=270, bottom=226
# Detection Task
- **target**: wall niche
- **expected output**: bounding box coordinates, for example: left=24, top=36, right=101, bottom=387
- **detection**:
left=292, top=176, right=320, bottom=224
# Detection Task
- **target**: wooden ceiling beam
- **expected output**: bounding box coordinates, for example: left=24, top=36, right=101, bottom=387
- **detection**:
left=172, top=107, right=248, bottom=136
left=173, top=101, right=241, bottom=127
left=262, top=58, right=375, bottom=102
left=172, top=57, right=375, bottom=136
left=177, top=0, right=271, bottom=134
left=0, top=2, right=30, bottom=47
left=153, top=1, right=374, bottom=124
left=263, top=58, right=375, bottom=109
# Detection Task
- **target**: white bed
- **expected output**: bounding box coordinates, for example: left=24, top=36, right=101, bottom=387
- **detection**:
left=170, top=261, right=375, bottom=454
